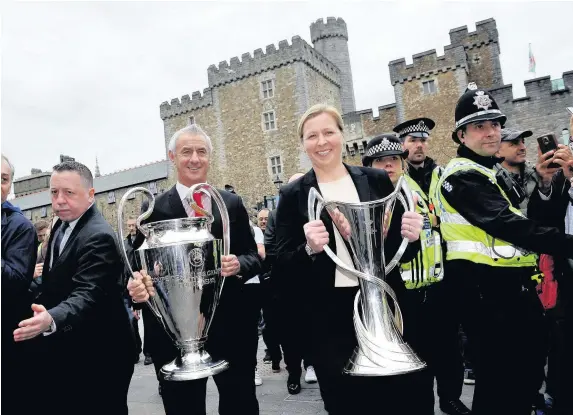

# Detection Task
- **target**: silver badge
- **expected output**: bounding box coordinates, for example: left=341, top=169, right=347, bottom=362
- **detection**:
left=381, top=137, right=390, bottom=148
left=417, top=120, right=426, bottom=130
left=473, top=91, right=493, bottom=111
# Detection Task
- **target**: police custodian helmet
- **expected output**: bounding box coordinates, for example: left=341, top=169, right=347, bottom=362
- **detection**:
left=362, top=134, right=408, bottom=167
left=452, top=83, right=507, bottom=143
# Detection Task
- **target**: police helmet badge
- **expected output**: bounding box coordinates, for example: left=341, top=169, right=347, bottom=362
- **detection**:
left=473, top=91, right=493, bottom=111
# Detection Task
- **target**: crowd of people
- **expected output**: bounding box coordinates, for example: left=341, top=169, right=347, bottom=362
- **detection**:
left=2, top=82, right=573, bottom=415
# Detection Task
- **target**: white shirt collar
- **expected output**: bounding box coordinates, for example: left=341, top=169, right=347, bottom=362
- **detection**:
left=176, top=182, right=211, bottom=201
left=63, top=202, right=94, bottom=231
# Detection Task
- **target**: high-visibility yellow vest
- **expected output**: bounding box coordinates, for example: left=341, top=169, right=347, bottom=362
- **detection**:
left=434, top=157, right=538, bottom=268
left=400, top=175, right=444, bottom=289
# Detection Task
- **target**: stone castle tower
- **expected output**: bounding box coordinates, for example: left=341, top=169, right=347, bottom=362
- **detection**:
left=160, top=17, right=353, bottom=210
left=310, top=17, right=356, bottom=114
left=388, top=18, right=504, bottom=164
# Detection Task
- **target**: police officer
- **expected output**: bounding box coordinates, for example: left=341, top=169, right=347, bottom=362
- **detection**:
left=363, top=134, right=470, bottom=415
left=393, top=117, right=442, bottom=203
left=434, top=83, right=573, bottom=415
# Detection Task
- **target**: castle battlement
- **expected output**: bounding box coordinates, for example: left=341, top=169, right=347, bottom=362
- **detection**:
left=389, top=45, right=467, bottom=85
left=310, top=17, right=348, bottom=43
left=160, top=88, right=213, bottom=120
left=489, top=71, right=573, bottom=103
left=206, top=36, right=341, bottom=88
left=449, top=18, right=500, bottom=50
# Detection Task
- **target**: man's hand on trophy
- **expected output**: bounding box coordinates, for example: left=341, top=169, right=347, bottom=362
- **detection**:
left=221, top=254, right=241, bottom=277
left=304, top=220, right=329, bottom=253
left=128, top=271, right=155, bottom=303
left=329, top=209, right=351, bottom=241
left=401, top=211, right=423, bottom=242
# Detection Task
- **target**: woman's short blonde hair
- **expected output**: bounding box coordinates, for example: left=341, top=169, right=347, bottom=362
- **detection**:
left=297, top=104, right=344, bottom=142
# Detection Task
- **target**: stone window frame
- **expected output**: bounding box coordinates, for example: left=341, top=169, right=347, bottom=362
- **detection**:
left=422, top=79, right=438, bottom=95
left=148, top=181, right=158, bottom=195
left=262, top=110, right=277, bottom=131
left=269, top=155, right=283, bottom=176
left=24, top=210, right=32, bottom=220
left=40, top=206, right=47, bottom=218
left=188, top=115, right=195, bottom=125
left=261, top=79, right=275, bottom=99
left=107, top=191, right=116, bottom=204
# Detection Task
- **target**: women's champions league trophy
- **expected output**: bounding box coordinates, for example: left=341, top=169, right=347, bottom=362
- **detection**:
left=308, top=176, right=426, bottom=376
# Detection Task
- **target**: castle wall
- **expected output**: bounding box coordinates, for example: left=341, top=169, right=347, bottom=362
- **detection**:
left=490, top=71, right=573, bottom=163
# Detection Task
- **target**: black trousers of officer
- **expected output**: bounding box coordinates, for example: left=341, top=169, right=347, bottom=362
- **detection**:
left=311, top=287, right=434, bottom=415
left=402, top=282, right=465, bottom=405
left=146, top=286, right=260, bottom=415
left=446, top=262, right=546, bottom=415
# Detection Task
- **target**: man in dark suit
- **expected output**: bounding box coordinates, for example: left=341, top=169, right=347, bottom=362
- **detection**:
left=14, top=161, right=135, bottom=415
left=128, top=124, right=262, bottom=415
left=2, top=154, right=37, bottom=409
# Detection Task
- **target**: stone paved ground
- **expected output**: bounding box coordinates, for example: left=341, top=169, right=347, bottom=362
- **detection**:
left=128, top=321, right=474, bottom=414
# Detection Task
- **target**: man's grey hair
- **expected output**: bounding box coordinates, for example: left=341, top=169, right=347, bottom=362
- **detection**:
left=1, top=154, right=15, bottom=180
left=168, top=124, right=213, bottom=155
left=53, top=161, right=94, bottom=188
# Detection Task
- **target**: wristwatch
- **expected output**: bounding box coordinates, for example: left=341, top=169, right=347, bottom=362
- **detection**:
left=305, top=243, right=315, bottom=257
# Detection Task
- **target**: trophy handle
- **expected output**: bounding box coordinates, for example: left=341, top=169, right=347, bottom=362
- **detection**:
left=189, top=183, right=230, bottom=295
left=384, top=176, right=415, bottom=275
left=117, top=187, right=163, bottom=320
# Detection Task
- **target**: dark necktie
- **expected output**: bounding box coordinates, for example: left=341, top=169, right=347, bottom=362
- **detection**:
left=52, top=221, right=69, bottom=263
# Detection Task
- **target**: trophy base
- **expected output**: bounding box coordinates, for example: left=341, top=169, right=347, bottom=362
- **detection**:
left=343, top=346, right=426, bottom=377
left=160, top=349, right=229, bottom=381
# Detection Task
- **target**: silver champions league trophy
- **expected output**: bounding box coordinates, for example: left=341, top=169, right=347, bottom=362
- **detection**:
left=118, top=183, right=229, bottom=381
left=308, top=176, right=426, bottom=376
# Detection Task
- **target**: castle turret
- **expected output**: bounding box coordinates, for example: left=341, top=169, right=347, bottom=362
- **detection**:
left=310, top=17, right=356, bottom=114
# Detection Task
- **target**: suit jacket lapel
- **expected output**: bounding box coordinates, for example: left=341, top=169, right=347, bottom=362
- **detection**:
left=50, top=205, right=98, bottom=271
left=345, top=164, right=371, bottom=202
left=167, top=186, right=187, bottom=219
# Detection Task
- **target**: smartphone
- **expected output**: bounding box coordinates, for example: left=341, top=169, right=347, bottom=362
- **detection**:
left=537, top=133, right=560, bottom=168
left=567, top=107, right=573, bottom=115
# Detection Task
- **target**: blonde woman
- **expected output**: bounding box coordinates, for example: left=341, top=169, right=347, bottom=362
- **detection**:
left=274, top=104, right=424, bottom=414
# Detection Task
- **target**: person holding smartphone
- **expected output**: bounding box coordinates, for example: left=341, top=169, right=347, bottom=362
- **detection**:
left=528, top=114, right=573, bottom=415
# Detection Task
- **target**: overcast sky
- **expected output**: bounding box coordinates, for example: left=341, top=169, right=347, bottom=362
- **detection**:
left=3, top=1, right=572, bottom=181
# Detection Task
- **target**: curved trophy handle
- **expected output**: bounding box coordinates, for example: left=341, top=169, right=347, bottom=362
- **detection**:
left=384, top=176, right=415, bottom=275
left=188, top=183, right=229, bottom=257
left=117, top=187, right=163, bottom=320
left=189, top=183, right=230, bottom=296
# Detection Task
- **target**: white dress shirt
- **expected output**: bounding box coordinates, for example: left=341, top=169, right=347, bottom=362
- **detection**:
left=176, top=182, right=212, bottom=215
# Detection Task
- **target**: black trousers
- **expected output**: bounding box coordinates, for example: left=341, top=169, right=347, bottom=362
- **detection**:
left=261, top=282, right=282, bottom=363
left=280, top=296, right=313, bottom=377
left=546, top=265, right=573, bottom=415
left=448, top=269, right=546, bottom=415
left=312, top=287, right=434, bottom=415
left=149, top=284, right=260, bottom=415
left=402, top=283, right=465, bottom=404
